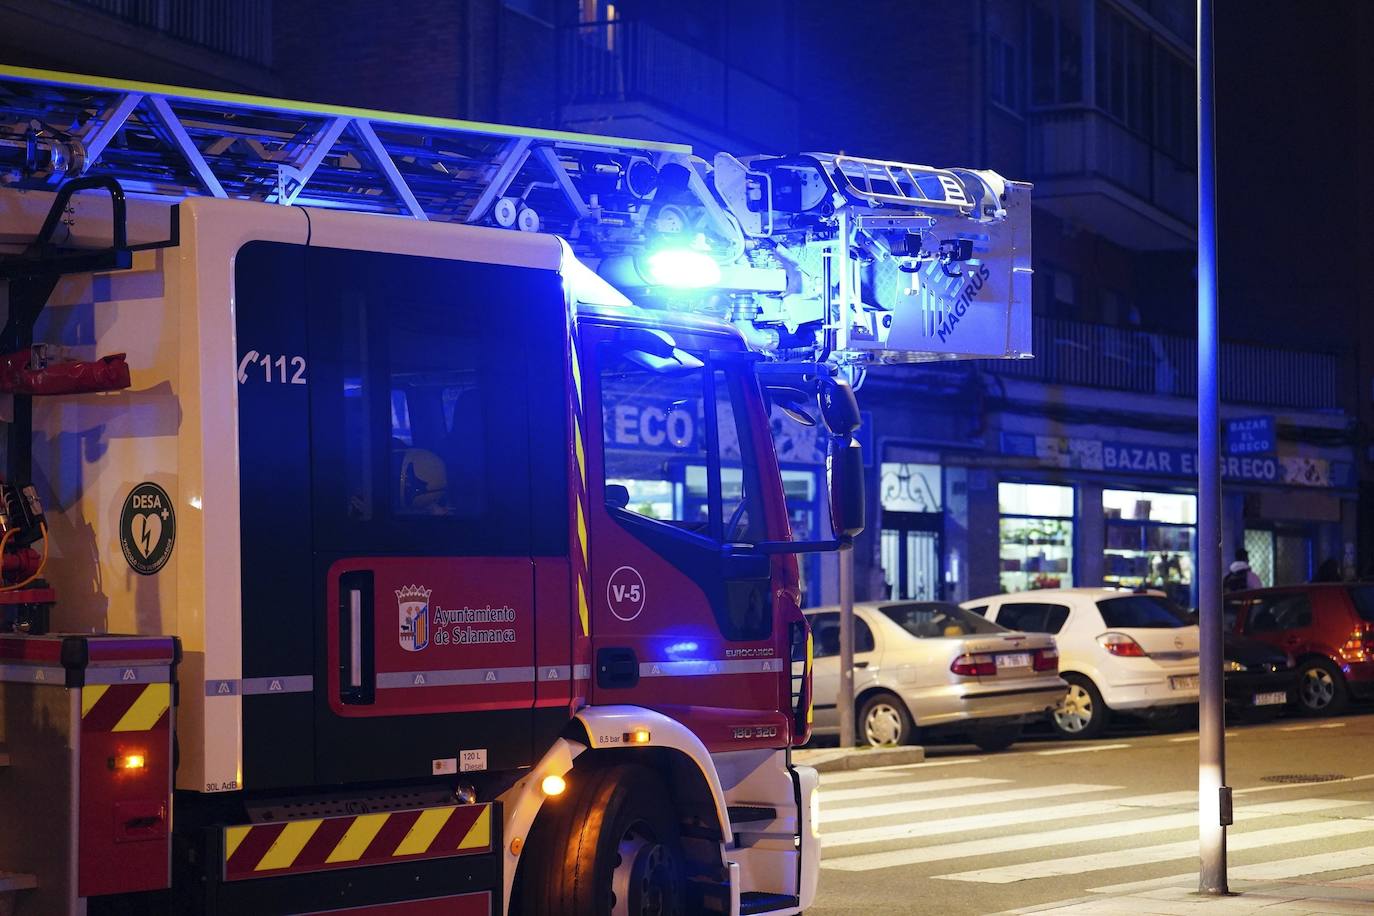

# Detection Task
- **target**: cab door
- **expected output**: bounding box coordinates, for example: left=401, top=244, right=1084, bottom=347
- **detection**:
left=236, top=241, right=568, bottom=788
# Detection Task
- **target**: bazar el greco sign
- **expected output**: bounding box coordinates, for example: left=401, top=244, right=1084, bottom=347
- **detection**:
left=1000, top=433, right=1348, bottom=489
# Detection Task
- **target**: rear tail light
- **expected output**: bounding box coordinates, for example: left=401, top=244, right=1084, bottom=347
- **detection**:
left=951, top=653, right=996, bottom=677
left=1033, top=647, right=1059, bottom=672
left=1339, top=623, right=1374, bottom=663
left=1097, top=633, right=1148, bottom=657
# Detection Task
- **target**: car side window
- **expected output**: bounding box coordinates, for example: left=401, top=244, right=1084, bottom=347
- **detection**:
left=966, top=605, right=989, bottom=617
left=1042, top=605, right=1070, bottom=634
left=1224, top=598, right=1251, bottom=631
left=1248, top=594, right=1312, bottom=633
left=808, top=613, right=874, bottom=656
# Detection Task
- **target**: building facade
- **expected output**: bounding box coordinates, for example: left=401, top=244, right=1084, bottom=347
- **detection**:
left=2, top=0, right=1362, bottom=609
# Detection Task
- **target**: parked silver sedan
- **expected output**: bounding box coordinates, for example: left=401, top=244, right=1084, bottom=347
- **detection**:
left=806, top=601, right=1068, bottom=750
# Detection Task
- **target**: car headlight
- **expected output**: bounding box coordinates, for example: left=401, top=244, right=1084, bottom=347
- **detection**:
left=1223, top=660, right=1246, bottom=673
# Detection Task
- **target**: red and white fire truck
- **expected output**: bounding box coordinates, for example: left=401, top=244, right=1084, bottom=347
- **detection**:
left=0, top=67, right=1031, bottom=915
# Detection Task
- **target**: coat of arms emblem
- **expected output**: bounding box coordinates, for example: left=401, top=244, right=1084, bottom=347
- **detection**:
left=396, top=584, right=432, bottom=652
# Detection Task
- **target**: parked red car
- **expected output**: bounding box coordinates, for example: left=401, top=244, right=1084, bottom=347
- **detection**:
left=1225, top=585, right=1374, bottom=716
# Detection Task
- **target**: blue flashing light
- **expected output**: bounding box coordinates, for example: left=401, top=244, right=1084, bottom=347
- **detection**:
left=643, top=249, right=721, bottom=289
left=664, top=640, right=700, bottom=659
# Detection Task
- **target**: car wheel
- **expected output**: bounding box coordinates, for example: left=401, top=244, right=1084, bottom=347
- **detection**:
left=1051, top=675, right=1111, bottom=739
left=1295, top=658, right=1349, bottom=717
left=857, top=692, right=915, bottom=747
left=972, top=725, right=1020, bottom=753
left=515, top=764, right=686, bottom=916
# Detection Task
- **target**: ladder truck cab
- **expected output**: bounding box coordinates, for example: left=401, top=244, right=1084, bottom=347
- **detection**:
left=0, top=67, right=1032, bottom=916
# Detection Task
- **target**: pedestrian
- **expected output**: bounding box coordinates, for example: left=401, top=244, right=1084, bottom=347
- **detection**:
left=1224, top=548, right=1262, bottom=592
left=1312, top=557, right=1341, bottom=582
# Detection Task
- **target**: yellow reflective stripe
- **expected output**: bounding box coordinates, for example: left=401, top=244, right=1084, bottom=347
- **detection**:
left=573, top=416, right=586, bottom=482
left=570, top=345, right=583, bottom=402
left=112, top=683, right=170, bottom=732
left=458, top=806, right=491, bottom=850
left=81, top=684, right=109, bottom=717
left=393, top=807, right=453, bottom=857
left=576, top=500, right=589, bottom=566
left=325, top=813, right=389, bottom=864
left=255, top=819, right=322, bottom=872
left=0, top=65, right=692, bottom=153
left=577, top=577, right=590, bottom=637
left=223, top=825, right=250, bottom=863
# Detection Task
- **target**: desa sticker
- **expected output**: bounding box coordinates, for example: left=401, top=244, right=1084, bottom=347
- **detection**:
left=120, top=482, right=176, bottom=576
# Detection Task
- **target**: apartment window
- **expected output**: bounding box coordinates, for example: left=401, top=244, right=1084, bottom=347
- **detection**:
left=504, top=0, right=557, bottom=26
left=1031, top=0, right=1084, bottom=106
left=987, top=34, right=1020, bottom=111
left=1095, top=3, right=1151, bottom=133
left=1154, top=47, right=1195, bottom=163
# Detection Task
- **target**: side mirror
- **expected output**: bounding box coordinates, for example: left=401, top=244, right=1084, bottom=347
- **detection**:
left=818, top=377, right=861, bottom=436
left=827, top=437, right=865, bottom=539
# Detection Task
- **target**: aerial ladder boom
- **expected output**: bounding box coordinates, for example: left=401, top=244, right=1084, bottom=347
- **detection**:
left=0, top=65, right=1031, bottom=370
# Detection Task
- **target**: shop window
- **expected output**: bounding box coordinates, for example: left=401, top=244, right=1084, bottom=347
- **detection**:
left=1103, top=488, right=1196, bottom=607
left=809, top=612, right=876, bottom=657
left=998, top=483, right=1075, bottom=593
left=997, top=602, right=1070, bottom=634
left=1243, top=529, right=1275, bottom=587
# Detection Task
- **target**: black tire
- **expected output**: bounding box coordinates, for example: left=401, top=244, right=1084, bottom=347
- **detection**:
left=857, top=692, right=915, bottom=746
left=1295, top=657, right=1349, bottom=717
left=516, top=764, right=686, bottom=916
left=972, top=725, right=1020, bottom=753
left=1050, top=674, right=1111, bottom=739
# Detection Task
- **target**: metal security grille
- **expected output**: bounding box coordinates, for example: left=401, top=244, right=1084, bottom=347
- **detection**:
left=1244, top=529, right=1274, bottom=587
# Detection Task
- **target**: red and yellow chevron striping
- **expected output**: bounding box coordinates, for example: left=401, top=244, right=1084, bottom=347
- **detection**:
left=80, top=683, right=171, bottom=733
left=223, top=803, right=492, bottom=881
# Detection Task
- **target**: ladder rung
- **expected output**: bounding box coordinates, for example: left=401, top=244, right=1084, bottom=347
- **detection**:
left=0, top=872, right=37, bottom=892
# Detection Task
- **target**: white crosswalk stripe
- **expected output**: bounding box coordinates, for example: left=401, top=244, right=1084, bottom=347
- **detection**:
left=824, top=798, right=1364, bottom=872
left=935, top=818, right=1374, bottom=884
left=818, top=760, right=1374, bottom=898
left=823, top=783, right=1120, bottom=823
left=821, top=776, right=1007, bottom=804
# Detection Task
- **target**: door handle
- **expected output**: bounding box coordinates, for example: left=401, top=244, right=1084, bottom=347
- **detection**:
left=347, top=588, right=363, bottom=689
left=339, top=570, right=374, bottom=705
left=854, top=661, right=870, bottom=669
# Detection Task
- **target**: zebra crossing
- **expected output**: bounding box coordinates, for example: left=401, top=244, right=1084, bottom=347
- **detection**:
left=816, top=758, right=1374, bottom=896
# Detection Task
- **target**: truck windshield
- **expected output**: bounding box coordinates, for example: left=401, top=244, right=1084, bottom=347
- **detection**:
left=600, top=347, right=765, bottom=543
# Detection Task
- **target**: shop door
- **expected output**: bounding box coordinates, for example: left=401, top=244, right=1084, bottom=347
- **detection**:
left=881, top=512, right=943, bottom=600
left=235, top=242, right=568, bottom=788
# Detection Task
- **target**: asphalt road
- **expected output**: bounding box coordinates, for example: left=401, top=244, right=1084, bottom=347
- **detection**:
left=809, top=708, right=1374, bottom=915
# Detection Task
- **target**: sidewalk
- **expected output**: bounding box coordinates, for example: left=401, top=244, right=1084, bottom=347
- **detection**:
left=1009, top=872, right=1374, bottom=915
left=793, top=744, right=924, bottom=772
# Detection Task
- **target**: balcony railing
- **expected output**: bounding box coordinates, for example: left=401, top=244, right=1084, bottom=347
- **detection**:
left=986, top=317, right=1343, bottom=411
left=70, top=0, right=273, bottom=67
left=561, top=20, right=798, bottom=151
left=1028, top=108, right=1196, bottom=226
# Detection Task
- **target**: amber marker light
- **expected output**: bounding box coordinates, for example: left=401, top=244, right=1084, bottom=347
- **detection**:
left=625, top=728, right=651, bottom=744
left=541, top=774, right=567, bottom=797
left=111, top=753, right=146, bottom=771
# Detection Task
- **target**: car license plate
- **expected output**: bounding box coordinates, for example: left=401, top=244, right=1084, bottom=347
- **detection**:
left=1252, top=691, right=1287, bottom=706
left=996, top=653, right=1031, bottom=669
left=1170, top=675, right=1199, bottom=690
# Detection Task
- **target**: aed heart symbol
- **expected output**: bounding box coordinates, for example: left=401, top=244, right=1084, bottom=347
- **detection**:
left=131, top=512, right=162, bottom=559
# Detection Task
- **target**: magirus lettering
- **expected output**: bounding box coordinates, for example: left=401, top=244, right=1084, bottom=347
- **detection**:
left=937, top=263, right=992, bottom=344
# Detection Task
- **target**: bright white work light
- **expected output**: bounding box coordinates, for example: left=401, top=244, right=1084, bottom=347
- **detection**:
left=643, top=248, right=721, bottom=289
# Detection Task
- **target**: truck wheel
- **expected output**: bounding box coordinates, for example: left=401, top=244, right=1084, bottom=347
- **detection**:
left=858, top=692, right=915, bottom=746
left=518, top=763, right=686, bottom=916
left=1050, top=674, right=1110, bottom=739
left=1296, top=657, right=1349, bottom=717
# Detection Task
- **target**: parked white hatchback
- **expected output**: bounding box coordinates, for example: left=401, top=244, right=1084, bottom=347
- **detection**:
left=806, top=601, right=1067, bottom=750
left=962, top=589, right=1200, bottom=739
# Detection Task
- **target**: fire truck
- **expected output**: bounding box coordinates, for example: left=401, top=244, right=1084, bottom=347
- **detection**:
left=0, top=66, right=1031, bottom=915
